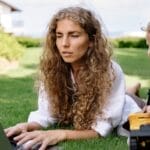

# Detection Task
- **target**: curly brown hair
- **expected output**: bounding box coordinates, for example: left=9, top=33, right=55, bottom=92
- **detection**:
left=39, top=7, right=114, bottom=130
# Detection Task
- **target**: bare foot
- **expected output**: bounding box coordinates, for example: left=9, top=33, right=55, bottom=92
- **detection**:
left=126, top=82, right=141, bottom=97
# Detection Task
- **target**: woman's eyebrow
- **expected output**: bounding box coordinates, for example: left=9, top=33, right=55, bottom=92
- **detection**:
left=56, top=31, right=82, bottom=34
left=69, top=31, right=81, bottom=34
left=56, top=31, right=62, bottom=34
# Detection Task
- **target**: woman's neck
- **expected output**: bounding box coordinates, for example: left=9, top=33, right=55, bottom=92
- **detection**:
left=71, top=65, right=79, bottom=81
left=71, top=63, right=82, bottom=81
left=71, top=58, right=85, bottom=80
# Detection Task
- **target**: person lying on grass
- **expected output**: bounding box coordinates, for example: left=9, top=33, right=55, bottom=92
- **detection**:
left=5, top=6, right=150, bottom=150
left=141, top=22, right=150, bottom=57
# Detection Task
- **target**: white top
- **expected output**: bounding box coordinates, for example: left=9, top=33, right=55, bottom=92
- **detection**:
left=28, top=61, right=142, bottom=137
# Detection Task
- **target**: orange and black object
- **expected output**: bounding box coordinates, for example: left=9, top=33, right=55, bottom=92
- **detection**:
left=129, top=89, right=150, bottom=150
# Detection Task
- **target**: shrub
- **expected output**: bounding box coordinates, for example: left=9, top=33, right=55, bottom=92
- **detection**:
left=111, top=37, right=148, bottom=48
left=16, top=36, right=42, bottom=48
left=0, top=29, right=24, bottom=61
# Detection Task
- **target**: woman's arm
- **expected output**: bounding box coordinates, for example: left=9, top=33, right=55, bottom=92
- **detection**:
left=28, top=84, right=56, bottom=128
left=15, top=129, right=99, bottom=150
left=65, top=129, right=99, bottom=140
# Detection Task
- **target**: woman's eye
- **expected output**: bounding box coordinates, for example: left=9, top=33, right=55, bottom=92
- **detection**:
left=56, top=34, right=62, bottom=38
left=71, top=35, right=79, bottom=38
left=56, top=36, right=62, bottom=38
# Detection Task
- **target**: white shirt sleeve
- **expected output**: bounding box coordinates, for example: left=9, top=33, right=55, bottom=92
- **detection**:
left=120, top=95, right=142, bottom=125
left=92, top=61, right=126, bottom=137
left=28, top=85, right=57, bottom=128
left=116, top=94, right=142, bottom=137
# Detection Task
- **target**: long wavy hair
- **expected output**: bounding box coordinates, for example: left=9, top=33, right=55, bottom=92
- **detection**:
left=39, top=7, right=114, bottom=130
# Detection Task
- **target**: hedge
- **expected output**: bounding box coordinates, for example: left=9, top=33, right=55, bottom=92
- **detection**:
left=16, top=36, right=42, bottom=48
left=0, top=29, right=24, bottom=61
left=111, top=37, right=148, bottom=48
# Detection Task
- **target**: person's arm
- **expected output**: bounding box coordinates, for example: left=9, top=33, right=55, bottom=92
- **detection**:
left=65, top=129, right=99, bottom=140
left=28, top=84, right=56, bottom=128
left=14, top=129, right=99, bottom=150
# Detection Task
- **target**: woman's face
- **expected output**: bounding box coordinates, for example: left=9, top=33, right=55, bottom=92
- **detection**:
left=56, top=19, right=92, bottom=68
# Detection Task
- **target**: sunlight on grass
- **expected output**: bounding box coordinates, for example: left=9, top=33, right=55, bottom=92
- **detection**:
left=0, top=99, right=16, bottom=104
left=5, top=67, right=38, bottom=78
left=125, top=75, right=150, bottom=87
left=114, top=48, right=150, bottom=98
left=1, top=48, right=42, bottom=78
left=114, top=48, right=148, bottom=60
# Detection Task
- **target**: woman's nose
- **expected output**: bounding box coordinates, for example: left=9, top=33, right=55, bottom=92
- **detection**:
left=62, top=36, right=70, bottom=47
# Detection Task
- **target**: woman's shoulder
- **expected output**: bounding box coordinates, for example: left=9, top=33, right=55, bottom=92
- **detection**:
left=111, top=60, right=124, bottom=82
left=111, top=60, right=124, bottom=75
left=111, top=60, right=122, bottom=70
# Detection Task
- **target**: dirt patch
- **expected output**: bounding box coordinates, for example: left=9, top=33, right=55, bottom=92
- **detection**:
left=0, top=58, right=19, bottom=74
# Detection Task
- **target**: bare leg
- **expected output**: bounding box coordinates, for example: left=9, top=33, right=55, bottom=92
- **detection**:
left=126, top=82, right=141, bottom=97
left=126, top=82, right=146, bottom=109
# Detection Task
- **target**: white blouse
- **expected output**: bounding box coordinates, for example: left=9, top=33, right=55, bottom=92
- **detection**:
left=28, top=61, right=142, bottom=137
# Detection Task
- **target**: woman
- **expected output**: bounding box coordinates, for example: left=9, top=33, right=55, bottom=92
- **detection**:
left=5, top=7, right=145, bottom=150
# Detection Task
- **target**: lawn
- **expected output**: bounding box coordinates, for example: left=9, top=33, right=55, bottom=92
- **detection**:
left=0, top=47, right=149, bottom=150
left=114, top=48, right=150, bottom=98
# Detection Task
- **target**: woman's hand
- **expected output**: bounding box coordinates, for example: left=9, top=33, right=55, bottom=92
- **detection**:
left=14, top=130, right=66, bottom=150
left=4, top=123, right=29, bottom=138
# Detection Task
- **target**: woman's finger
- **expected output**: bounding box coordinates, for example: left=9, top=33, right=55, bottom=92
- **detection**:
left=23, top=138, right=41, bottom=150
left=4, top=128, right=11, bottom=135
left=4, top=127, right=10, bottom=134
left=14, top=132, right=27, bottom=141
left=16, top=133, right=35, bottom=145
left=5, top=127, right=20, bottom=137
left=39, top=139, right=49, bottom=150
left=29, top=140, right=41, bottom=149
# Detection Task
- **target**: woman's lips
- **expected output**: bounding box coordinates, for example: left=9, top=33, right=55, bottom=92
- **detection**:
left=62, top=51, right=73, bottom=56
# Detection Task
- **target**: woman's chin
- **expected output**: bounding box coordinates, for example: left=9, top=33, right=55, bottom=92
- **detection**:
left=62, top=58, right=75, bottom=63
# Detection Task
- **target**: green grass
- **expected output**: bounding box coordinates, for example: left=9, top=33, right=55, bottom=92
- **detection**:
left=114, top=48, right=150, bottom=98
left=0, top=47, right=149, bottom=150
left=0, top=48, right=41, bottom=127
left=59, top=134, right=127, bottom=150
